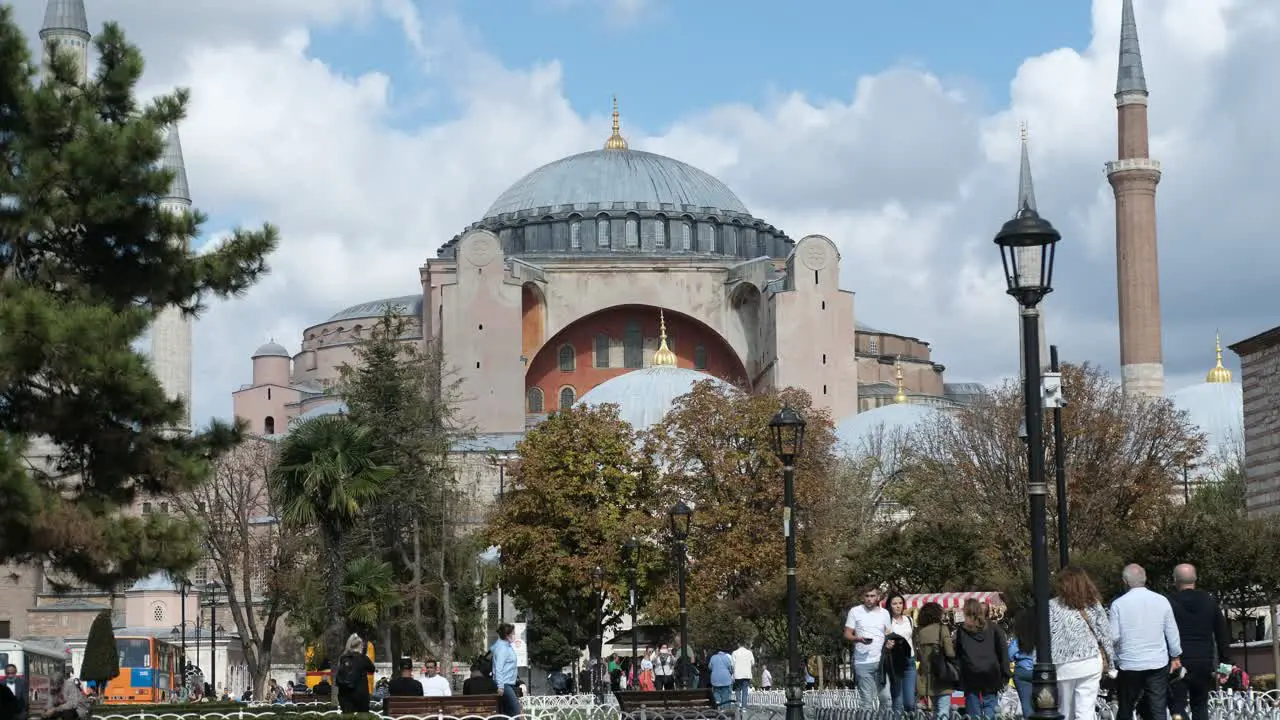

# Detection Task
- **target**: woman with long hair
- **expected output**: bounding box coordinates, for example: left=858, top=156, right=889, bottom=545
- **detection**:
left=885, top=593, right=918, bottom=712
left=1009, top=611, right=1037, bottom=717
left=1049, top=566, right=1114, bottom=720
left=913, top=601, right=956, bottom=718
left=954, top=598, right=1010, bottom=719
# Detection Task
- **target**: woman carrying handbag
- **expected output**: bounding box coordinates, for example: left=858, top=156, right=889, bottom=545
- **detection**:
left=914, top=601, right=958, bottom=719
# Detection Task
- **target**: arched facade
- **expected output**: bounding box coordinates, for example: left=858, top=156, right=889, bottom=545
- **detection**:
left=524, top=306, right=747, bottom=414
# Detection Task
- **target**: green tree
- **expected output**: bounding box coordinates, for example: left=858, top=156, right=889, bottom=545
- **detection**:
left=525, top=612, right=590, bottom=671
left=0, top=8, right=277, bottom=586
left=845, top=519, right=1000, bottom=594
left=485, top=404, right=661, bottom=664
left=80, top=611, right=119, bottom=688
left=271, top=415, right=392, bottom=677
left=336, top=309, right=468, bottom=665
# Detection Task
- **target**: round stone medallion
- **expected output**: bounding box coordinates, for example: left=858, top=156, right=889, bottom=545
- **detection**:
left=801, top=240, right=828, bottom=270
left=465, top=233, right=499, bottom=267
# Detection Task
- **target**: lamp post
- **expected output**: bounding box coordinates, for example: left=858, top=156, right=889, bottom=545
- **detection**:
left=592, top=565, right=606, bottom=705
left=623, top=538, right=640, bottom=681
left=769, top=406, right=807, bottom=720
left=203, top=581, right=222, bottom=697
left=667, top=501, right=692, bottom=689
left=1050, top=345, right=1069, bottom=569
left=994, top=202, right=1062, bottom=720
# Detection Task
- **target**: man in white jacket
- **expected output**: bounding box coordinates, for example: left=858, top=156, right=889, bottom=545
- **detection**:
left=730, top=643, right=755, bottom=708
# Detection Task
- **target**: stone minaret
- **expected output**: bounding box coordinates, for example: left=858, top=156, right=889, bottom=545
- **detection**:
left=152, top=127, right=194, bottom=434
left=39, top=0, right=91, bottom=82
left=1107, top=0, right=1164, bottom=397
left=1015, top=123, right=1048, bottom=377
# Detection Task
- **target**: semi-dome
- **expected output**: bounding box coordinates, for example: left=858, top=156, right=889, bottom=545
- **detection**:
left=328, top=294, right=423, bottom=322
left=1169, top=381, right=1243, bottom=458
left=484, top=148, right=750, bottom=219
left=578, top=366, right=731, bottom=430
left=835, top=403, right=943, bottom=454
left=252, top=340, right=290, bottom=358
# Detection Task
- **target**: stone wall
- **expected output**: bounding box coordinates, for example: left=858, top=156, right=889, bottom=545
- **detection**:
left=1231, top=327, right=1280, bottom=517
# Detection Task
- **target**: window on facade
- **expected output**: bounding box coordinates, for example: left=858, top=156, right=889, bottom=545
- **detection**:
left=526, top=387, right=544, bottom=413
left=594, top=334, right=610, bottom=368
left=193, top=564, right=209, bottom=586
left=142, top=502, right=153, bottom=514
left=625, top=216, right=639, bottom=247
left=624, top=321, right=643, bottom=368
left=709, top=223, right=722, bottom=253
left=570, top=220, right=581, bottom=249
left=558, top=344, right=575, bottom=371
left=694, top=344, right=708, bottom=370
left=726, top=225, right=737, bottom=253
left=868, top=338, right=879, bottom=354
left=597, top=215, right=610, bottom=247
left=681, top=222, right=692, bottom=250
left=654, top=218, right=667, bottom=248
left=264, top=416, right=275, bottom=435
left=559, top=386, right=576, bottom=409
left=153, top=604, right=165, bottom=623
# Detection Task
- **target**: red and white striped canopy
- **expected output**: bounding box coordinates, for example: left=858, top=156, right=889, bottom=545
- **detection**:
left=901, top=592, right=1003, bottom=609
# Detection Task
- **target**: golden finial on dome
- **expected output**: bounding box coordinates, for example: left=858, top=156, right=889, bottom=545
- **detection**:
left=652, top=309, right=677, bottom=367
left=604, top=95, right=629, bottom=151
left=893, top=357, right=908, bottom=404
left=1205, top=331, right=1233, bottom=383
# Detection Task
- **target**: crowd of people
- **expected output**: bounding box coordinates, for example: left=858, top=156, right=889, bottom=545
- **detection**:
left=843, top=563, right=1243, bottom=720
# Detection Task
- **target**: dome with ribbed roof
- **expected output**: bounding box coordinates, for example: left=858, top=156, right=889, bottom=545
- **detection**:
left=327, top=294, right=423, bottom=322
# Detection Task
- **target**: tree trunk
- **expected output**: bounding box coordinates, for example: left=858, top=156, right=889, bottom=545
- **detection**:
left=325, top=532, right=346, bottom=701
left=439, top=488, right=455, bottom=670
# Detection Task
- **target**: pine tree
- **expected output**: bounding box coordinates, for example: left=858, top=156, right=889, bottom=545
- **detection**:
left=0, top=8, right=278, bottom=586
left=80, top=611, right=120, bottom=687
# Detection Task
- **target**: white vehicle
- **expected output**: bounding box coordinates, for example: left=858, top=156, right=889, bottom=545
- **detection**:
left=0, top=639, right=72, bottom=707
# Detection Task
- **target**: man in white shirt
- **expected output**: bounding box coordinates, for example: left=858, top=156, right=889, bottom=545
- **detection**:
left=419, top=660, right=452, bottom=697
left=1110, top=564, right=1181, bottom=720
left=843, top=586, right=892, bottom=709
left=730, top=643, right=755, bottom=707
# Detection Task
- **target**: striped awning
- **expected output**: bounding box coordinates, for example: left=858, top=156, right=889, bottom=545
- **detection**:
left=901, top=592, right=1004, bottom=609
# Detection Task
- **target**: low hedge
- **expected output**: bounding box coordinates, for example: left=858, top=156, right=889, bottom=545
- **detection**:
left=96, top=703, right=339, bottom=715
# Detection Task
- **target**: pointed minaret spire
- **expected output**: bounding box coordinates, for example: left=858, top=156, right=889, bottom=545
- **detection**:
left=1116, top=0, right=1149, bottom=98
left=160, top=126, right=192, bottom=204
left=40, top=0, right=91, bottom=83
left=1017, top=121, right=1037, bottom=214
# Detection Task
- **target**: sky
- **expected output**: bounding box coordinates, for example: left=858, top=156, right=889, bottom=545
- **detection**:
left=12, top=0, right=1279, bottom=428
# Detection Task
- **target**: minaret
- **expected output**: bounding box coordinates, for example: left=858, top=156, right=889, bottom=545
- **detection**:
left=1107, top=0, right=1164, bottom=397
left=1015, top=122, right=1049, bottom=377
left=152, top=126, right=194, bottom=434
left=39, top=0, right=91, bottom=82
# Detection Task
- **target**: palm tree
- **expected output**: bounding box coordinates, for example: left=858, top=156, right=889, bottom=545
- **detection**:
left=272, top=415, right=392, bottom=673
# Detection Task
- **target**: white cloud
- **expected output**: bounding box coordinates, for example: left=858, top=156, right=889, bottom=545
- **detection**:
left=19, top=0, right=1277, bottom=425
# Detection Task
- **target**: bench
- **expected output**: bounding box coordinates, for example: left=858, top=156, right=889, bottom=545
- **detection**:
left=614, top=689, right=718, bottom=714
left=383, top=694, right=503, bottom=717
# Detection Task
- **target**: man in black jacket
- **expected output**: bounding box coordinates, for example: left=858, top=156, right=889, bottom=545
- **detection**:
left=1168, top=563, right=1231, bottom=720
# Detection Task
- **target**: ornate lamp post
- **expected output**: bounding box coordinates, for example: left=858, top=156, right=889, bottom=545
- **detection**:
left=593, top=565, right=606, bottom=704
left=623, top=537, right=640, bottom=680
left=202, top=581, right=222, bottom=697
left=667, top=501, right=692, bottom=689
left=994, top=203, right=1062, bottom=720
left=769, top=405, right=806, bottom=720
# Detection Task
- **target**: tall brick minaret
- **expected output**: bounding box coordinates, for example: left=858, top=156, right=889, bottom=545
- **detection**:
left=1107, top=0, right=1164, bottom=397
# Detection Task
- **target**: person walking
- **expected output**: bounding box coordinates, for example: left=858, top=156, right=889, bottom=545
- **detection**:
left=913, top=601, right=956, bottom=719
left=708, top=648, right=735, bottom=708
left=843, top=587, right=891, bottom=709
left=491, top=623, right=522, bottom=717
left=3, top=664, right=27, bottom=720
left=388, top=659, right=424, bottom=697
left=335, top=634, right=376, bottom=713
left=653, top=646, right=676, bottom=690
left=1048, top=566, right=1114, bottom=720
left=954, top=598, right=1009, bottom=719
left=885, top=593, right=917, bottom=713
left=1110, top=564, right=1182, bottom=720
left=1008, top=612, right=1037, bottom=719
left=730, top=642, right=755, bottom=708
left=1167, top=563, right=1231, bottom=720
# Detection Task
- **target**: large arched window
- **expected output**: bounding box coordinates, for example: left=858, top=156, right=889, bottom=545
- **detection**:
left=264, top=416, right=276, bottom=435
left=569, top=217, right=582, bottom=250
left=559, top=386, right=576, bottom=410
left=624, top=321, right=643, bottom=368
left=694, top=344, right=708, bottom=370
left=625, top=214, right=640, bottom=248
left=654, top=216, right=667, bottom=249
left=558, top=344, right=576, bottom=372
left=526, top=387, right=544, bottom=413
left=681, top=220, right=693, bottom=250
left=596, top=214, right=610, bottom=247
left=594, top=334, right=610, bottom=368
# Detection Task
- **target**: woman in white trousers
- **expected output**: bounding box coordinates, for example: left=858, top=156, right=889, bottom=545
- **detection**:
left=1047, top=566, right=1115, bottom=720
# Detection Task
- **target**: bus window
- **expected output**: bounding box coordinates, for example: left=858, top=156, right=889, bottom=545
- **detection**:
left=117, top=639, right=151, bottom=668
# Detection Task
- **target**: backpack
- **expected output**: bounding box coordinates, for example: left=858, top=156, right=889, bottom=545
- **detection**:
left=336, top=653, right=360, bottom=690
left=957, top=627, right=1001, bottom=677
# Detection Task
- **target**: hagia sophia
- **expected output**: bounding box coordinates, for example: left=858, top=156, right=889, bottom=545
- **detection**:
left=0, top=0, right=1253, bottom=689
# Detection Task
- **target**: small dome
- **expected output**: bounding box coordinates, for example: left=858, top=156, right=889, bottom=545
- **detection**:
left=294, top=402, right=348, bottom=424
left=127, top=571, right=176, bottom=593
left=1169, top=382, right=1243, bottom=459
left=252, top=341, right=290, bottom=358
left=835, top=403, right=943, bottom=453
left=577, top=367, right=732, bottom=430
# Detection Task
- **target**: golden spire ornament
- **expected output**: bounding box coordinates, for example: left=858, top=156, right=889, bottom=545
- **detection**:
left=652, top=310, right=677, bottom=367
left=1205, top=332, right=1233, bottom=383
left=894, top=358, right=908, bottom=404
left=604, top=95, right=629, bottom=150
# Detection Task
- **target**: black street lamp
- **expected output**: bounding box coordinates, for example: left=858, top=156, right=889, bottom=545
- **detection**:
left=1050, top=345, right=1069, bottom=570
left=994, top=203, right=1062, bottom=720
left=623, top=538, right=640, bottom=679
left=592, top=565, right=606, bottom=704
left=768, top=405, right=806, bottom=720
left=202, top=581, right=222, bottom=696
left=667, top=501, right=692, bottom=689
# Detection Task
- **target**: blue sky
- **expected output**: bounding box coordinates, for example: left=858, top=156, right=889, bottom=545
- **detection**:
left=307, top=0, right=1092, bottom=133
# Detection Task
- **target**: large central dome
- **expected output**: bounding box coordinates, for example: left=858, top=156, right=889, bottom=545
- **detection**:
left=483, top=148, right=750, bottom=219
